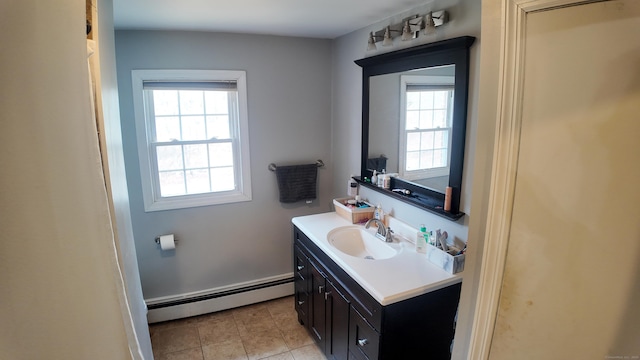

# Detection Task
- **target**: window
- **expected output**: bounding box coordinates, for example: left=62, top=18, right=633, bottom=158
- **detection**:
left=399, top=74, right=454, bottom=181
left=132, top=70, right=251, bottom=211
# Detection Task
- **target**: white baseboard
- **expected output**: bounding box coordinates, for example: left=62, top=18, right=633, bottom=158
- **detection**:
left=146, top=273, right=294, bottom=323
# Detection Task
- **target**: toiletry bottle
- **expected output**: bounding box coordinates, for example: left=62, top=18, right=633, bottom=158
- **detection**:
left=374, top=204, right=384, bottom=223
left=416, top=224, right=427, bottom=253
left=348, top=175, right=358, bottom=197
left=371, top=170, right=378, bottom=186
left=377, top=169, right=386, bottom=187
left=383, top=174, right=391, bottom=189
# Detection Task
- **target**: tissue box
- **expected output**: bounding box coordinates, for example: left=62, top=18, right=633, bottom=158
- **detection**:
left=425, top=243, right=465, bottom=274
left=333, top=198, right=375, bottom=224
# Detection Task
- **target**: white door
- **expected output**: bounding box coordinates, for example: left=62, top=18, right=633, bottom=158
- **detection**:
left=476, top=1, right=640, bottom=359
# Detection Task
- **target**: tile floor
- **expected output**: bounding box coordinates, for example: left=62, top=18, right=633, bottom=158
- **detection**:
left=149, top=296, right=328, bottom=360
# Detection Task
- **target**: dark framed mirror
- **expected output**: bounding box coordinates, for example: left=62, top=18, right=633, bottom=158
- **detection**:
left=355, top=36, right=475, bottom=221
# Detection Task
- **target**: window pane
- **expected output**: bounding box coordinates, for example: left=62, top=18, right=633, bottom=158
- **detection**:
left=185, top=169, right=211, bottom=194
left=181, top=116, right=206, bottom=141
left=433, top=110, right=447, bottom=128
left=434, top=130, right=448, bottom=148
left=184, top=144, right=208, bottom=169
left=420, top=150, right=434, bottom=168
left=419, top=110, right=433, bottom=129
left=205, top=91, right=229, bottom=114
left=433, top=91, right=448, bottom=108
left=210, top=167, right=235, bottom=191
left=206, top=115, right=230, bottom=139
left=179, top=90, right=205, bottom=115
left=406, top=110, right=420, bottom=130
left=406, top=92, right=420, bottom=110
left=209, top=143, right=234, bottom=167
left=421, top=131, right=435, bottom=151
left=406, top=133, right=421, bottom=151
left=406, top=151, right=420, bottom=171
left=419, top=91, right=434, bottom=109
left=156, top=145, right=183, bottom=171
left=153, top=90, right=179, bottom=116
left=155, top=116, right=181, bottom=142
left=159, top=170, right=185, bottom=197
left=433, top=149, right=448, bottom=167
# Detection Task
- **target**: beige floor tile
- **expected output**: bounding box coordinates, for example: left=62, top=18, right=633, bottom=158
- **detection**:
left=152, top=325, right=201, bottom=355
left=236, top=315, right=279, bottom=337
left=290, top=344, right=327, bottom=360
left=195, top=310, right=236, bottom=324
left=280, top=326, right=314, bottom=350
left=202, top=339, right=248, bottom=360
left=232, top=302, right=270, bottom=322
left=272, top=310, right=301, bottom=332
left=198, top=316, right=241, bottom=345
left=266, top=296, right=295, bottom=316
left=157, top=347, right=204, bottom=360
left=260, top=352, right=295, bottom=360
left=240, top=329, right=289, bottom=360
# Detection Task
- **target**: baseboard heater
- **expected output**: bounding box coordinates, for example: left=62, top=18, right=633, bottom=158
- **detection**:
left=146, top=273, right=294, bottom=323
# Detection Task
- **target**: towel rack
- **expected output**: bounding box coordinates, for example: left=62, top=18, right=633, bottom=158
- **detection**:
left=268, top=159, right=324, bottom=171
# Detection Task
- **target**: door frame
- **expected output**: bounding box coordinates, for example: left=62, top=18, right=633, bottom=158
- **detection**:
left=468, top=0, right=611, bottom=358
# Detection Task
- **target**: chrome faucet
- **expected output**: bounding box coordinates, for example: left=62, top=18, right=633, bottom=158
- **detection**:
left=364, top=218, right=394, bottom=243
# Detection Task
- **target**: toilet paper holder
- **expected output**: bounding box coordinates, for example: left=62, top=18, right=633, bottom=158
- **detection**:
left=154, top=236, right=179, bottom=244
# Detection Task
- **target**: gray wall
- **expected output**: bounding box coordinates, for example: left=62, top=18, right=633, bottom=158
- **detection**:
left=115, top=31, right=333, bottom=299
left=329, top=1, right=481, bottom=358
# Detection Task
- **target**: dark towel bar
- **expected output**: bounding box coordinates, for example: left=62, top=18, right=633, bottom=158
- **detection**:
left=268, top=159, right=324, bottom=172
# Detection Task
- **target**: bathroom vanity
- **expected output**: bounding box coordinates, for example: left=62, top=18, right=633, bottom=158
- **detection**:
left=292, top=213, right=462, bottom=359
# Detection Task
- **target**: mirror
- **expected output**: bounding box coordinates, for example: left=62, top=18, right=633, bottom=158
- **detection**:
left=355, top=36, right=475, bottom=220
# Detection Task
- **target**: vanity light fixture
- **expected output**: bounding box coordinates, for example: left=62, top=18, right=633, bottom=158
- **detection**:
left=367, top=31, right=384, bottom=51
left=382, top=26, right=402, bottom=46
left=423, top=10, right=449, bottom=35
left=366, top=10, right=449, bottom=51
left=402, top=16, right=423, bottom=41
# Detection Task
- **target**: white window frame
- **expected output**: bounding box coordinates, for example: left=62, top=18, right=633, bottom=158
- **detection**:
left=399, top=74, right=455, bottom=181
left=131, top=69, right=252, bottom=212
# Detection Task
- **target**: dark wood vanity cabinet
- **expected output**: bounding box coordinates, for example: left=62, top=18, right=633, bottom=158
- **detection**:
left=295, top=241, right=350, bottom=360
left=293, top=225, right=462, bottom=360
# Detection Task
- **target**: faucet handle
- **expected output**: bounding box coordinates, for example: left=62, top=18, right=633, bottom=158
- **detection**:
left=385, top=228, right=394, bottom=242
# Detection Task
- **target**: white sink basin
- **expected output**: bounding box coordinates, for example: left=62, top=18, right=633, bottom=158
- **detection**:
left=327, top=226, right=398, bottom=260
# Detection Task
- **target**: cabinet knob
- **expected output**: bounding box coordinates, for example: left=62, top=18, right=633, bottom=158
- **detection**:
left=358, top=338, right=369, bottom=347
left=297, top=265, right=304, bottom=271
left=297, top=300, right=305, bottom=305
left=318, top=285, right=324, bottom=294
left=324, top=291, right=332, bottom=300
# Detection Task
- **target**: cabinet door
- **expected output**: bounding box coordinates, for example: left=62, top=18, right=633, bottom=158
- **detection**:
left=349, top=308, right=380, bottom=360
left=294, top=245, right=310, bottom=325
left=309, top=262, right=327, bottom=345
left=325, top=280, right=350, bottom=360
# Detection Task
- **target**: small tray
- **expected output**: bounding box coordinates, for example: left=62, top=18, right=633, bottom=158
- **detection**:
left=333, top=197, right=375, bottom=224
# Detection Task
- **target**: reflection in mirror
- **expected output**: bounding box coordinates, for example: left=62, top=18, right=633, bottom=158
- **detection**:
left=356, top=36, right=475, bottom=221
left=369, top=65, right=455, bottom=193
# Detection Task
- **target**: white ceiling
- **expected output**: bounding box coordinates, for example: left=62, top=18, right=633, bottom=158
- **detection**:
left=112, top=0, right=428, bottom=39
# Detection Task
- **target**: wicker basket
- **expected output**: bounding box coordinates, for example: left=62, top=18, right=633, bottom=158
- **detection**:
left=333, top=197, right=375, bottom=224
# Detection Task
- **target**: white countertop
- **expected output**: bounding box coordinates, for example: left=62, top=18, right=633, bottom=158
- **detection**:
left=292, top=212, right=462, bottom=306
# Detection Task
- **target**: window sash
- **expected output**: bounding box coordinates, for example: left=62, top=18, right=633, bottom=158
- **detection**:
left=144, top=89, right=240, bottom=199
